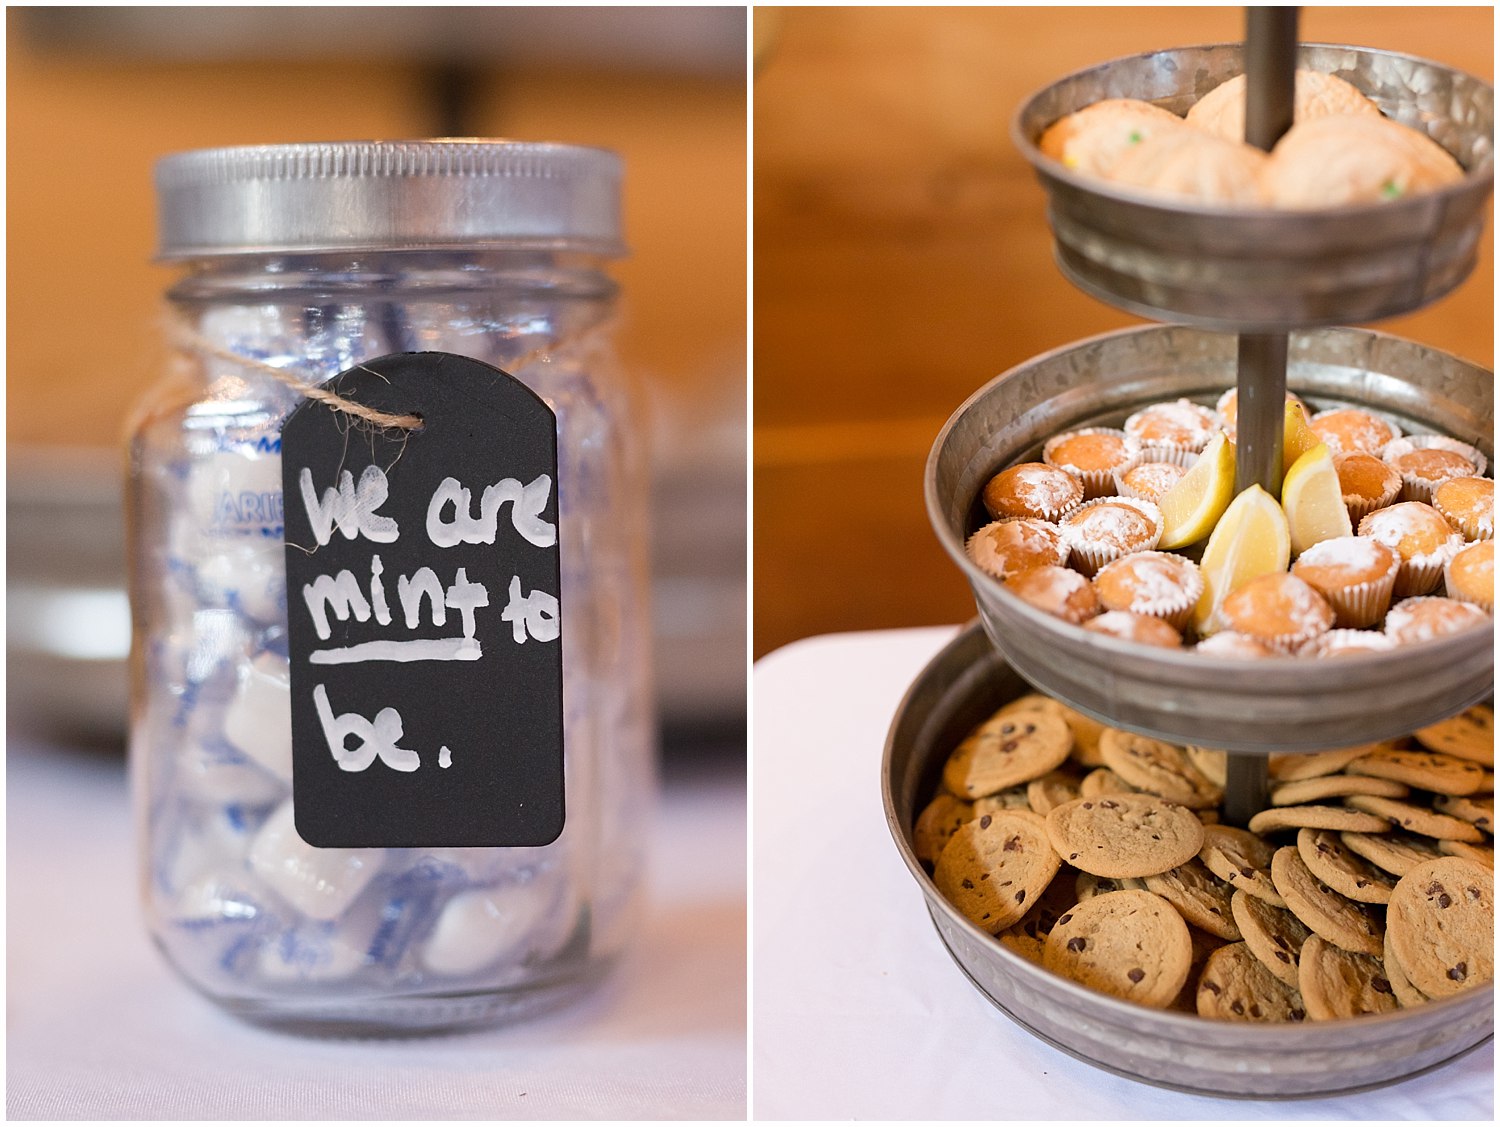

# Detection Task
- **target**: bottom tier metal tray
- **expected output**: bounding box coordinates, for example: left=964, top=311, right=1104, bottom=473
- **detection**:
left=882, top=621, right=1493, bottom=1098
left=925, top=325, right=1493, bottom=752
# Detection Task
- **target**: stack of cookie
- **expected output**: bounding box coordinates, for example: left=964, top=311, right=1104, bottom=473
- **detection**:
left=916, top=696, right=1494, bottom=1020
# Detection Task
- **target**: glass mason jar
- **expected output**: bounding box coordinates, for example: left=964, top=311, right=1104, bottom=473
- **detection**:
left=127, top=142, right=654, bottom=1032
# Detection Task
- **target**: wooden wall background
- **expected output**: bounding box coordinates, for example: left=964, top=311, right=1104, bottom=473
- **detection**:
left=7, top=11, right=747, bottom=460
left=753, top=5, right=1494, bottom=658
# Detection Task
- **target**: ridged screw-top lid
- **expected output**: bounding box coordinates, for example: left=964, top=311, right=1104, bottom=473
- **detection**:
left=154, top=140, right=625, bottom=259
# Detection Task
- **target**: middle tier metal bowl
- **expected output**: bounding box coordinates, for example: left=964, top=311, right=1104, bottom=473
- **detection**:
left=925, top=324, right=1493, bottom=753
left=1012, top=43, right=1495, bottom=331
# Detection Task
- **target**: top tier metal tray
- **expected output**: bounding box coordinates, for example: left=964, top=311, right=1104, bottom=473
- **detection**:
left=1012, top=43, right=1494, bottom=330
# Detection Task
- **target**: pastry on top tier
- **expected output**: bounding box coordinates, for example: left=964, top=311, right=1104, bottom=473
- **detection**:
left=1264, top=113, right=1465, bottom=208
left=1185, top=69, right=1380, bottom=142
left=1038, top=97, right=1186, bottom=177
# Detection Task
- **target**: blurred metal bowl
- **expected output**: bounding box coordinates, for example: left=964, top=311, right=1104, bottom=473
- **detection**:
left=882, top=621, right=1493, bottom=1097
left=925, top=325, right=1493, bottom=753
left=1012, top=43, right=1494, bottom=330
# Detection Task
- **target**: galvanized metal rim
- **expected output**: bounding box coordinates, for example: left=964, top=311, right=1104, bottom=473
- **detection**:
left=922, top=324, right=1495, bottom=692
left=880, top=620, right=1496, bottom=1043
left=1009, top=41, right=1495, bottom=222
left=926, top=912, right=1494, bottom=1099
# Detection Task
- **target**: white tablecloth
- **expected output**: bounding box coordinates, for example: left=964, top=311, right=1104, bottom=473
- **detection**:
left=752, top=625, right=1493, bottom=1121
left=7, top=736, right=746, bottom=1121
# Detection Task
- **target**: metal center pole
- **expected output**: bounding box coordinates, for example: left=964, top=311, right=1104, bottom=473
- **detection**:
left=1224, top=6, right=1299, bottom=828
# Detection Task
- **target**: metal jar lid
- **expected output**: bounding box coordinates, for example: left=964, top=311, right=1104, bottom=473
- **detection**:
left=154, top=139, right=625, bottom=260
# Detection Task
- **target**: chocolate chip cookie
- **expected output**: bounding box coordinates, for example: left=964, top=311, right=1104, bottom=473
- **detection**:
left=1196, top=941, right=1307, bottom=1022
left=935, top=810, right=1063, bottom=935
left=1045, top=794, right=1205, bottom=879
left=1043, top=889, right=1192, bottom=1009
left=1385, top=856, right=1494, bottom=999
left=943, top=708, right=1073, bottom=799
left=1297, top=934, right=1400, bottom=1020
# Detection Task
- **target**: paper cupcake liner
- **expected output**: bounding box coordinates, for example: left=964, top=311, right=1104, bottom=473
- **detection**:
left=1292, top=539, right=1401, bottom=630
left=1310, top=407, right=1402, bottom=456
left=1433, top=478, right=1495, bottom=542
left=1317, top=566, right=1398, bottom=629
left=1043, top=427, right=1143, bottom=500
left=1357, top=507, right=1465, bottom=598
left=1060, top=496, right=1163, bottom=577
left=1382, top=436, right=1488, bottom=504
left=1092, top=550, right=1203, bottom=631
left=1133, top=442, right=1201, bottom=469
left=964, top=518, right=1067, bottom=581
left=1336, top=453, right=1402, bottom=525
left=1391, top=549, right=1460, bottom=598
left=1343, top=487, right=1401, bottom=526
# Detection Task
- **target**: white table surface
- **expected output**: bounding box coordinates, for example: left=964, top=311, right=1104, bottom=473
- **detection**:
left=7, top=735, right=746, bottom=1121
left=751, top=625, right=1494, bottom=1121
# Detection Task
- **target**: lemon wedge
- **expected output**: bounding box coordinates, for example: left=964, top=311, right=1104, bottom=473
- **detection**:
left=1192, top=484, right=1291, bottom=633
left=1282, top=443, right=1353, bottom=556
left=1157, top=431, right=1235, bottom=550
left=1283, top=400, right=1322, bottom=475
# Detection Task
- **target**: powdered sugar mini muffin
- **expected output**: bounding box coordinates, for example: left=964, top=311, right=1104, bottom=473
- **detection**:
left=1185, top=69, right=1380, bottom=142
left=1092, top=550, right=1204, bottom=631
left=1264, top=113, right=1466, bottom=208
left=1043, top=428, right=1142, bottom=499
left=1334, top=452, right=1403, bottom=525
left=1445, top=540, right=1494, bottom=614
left=1124, top=399, right=1219, bottom=466
left=966, top=519, right=1068, bottom=581
left=1006, top=565, right=1101, bottom=625
left=1194, top=632, right=1276, bottom=659
left=1114, top=460, right=1187, bottom=504
left=1301, top=630, right=1399, bottom=658
left=1290, top=536, right=1401, bottom=628
left=1038, top=98, right=1187, bottom=177
left=1083, top=611, right=1183, bottom=648
left=1385, top=597, right=1491, bottom=645
left=1433, top=477, right=1494, bottom=542
left=1218, top=572, right=1335, bottom=653
left=1105, top=128, right=1269, bottom=206
left=981, top=462, right=1085, bottom=522
left=1382, top=436, right=1487, bottom=503
left=1311, top=407, right=1402, bottom=456
left=1358, top=502, right=1466, bottom=596
left=1059, top=497, right=1163, bottom=576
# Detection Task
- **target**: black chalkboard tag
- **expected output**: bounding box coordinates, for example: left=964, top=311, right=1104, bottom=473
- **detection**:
left=281, top=352, right=564, bottom=848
